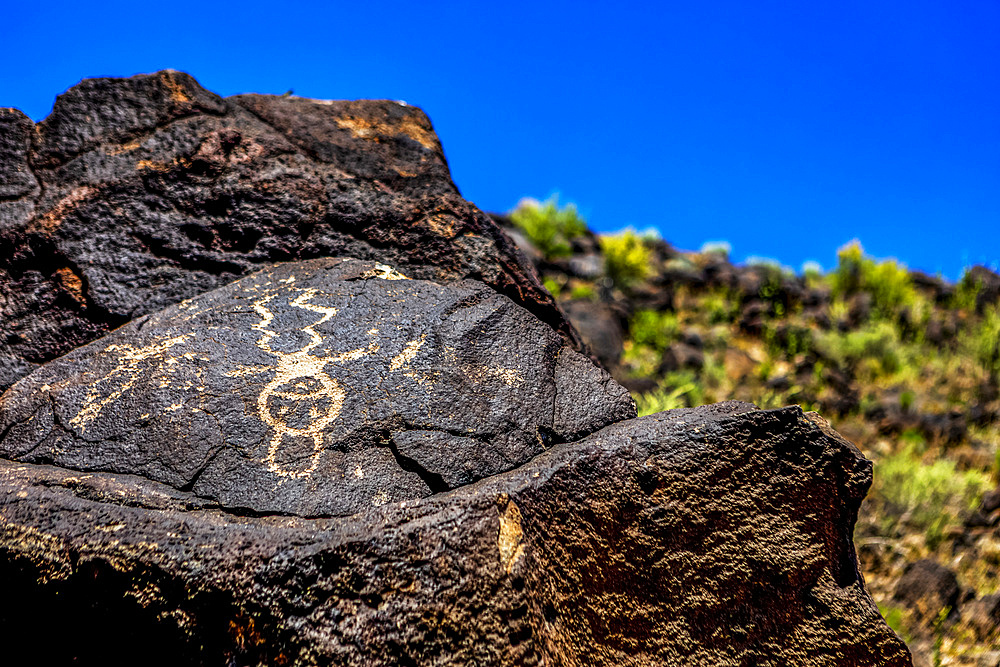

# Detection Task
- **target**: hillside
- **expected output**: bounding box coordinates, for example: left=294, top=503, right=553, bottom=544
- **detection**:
left=494, top=198, right=1000, bottom=666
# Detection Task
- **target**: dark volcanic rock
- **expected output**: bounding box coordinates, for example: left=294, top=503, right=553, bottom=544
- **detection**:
left=962, top=593, right=1000, bottom=641
left=0, top=401, right=910, bottom=665
left=659, top=341, right=705, bottom=374
left=0, top=70, right=577, bottom=391
left=893, top=559, right=961, bottom=625
left=560, top=298, right=626, bottom=369
left=0, top=258, right=631, bottom=517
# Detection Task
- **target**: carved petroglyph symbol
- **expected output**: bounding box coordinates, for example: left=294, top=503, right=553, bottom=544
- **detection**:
left=237, top=284, right=424, bottom=480
left=63, top=265, right=524, bottom=494
left=361, top=263, right=410, bottom=281
left=237, top=288, right=388, bottom=479
left=70, top=334, right=194, bottom=433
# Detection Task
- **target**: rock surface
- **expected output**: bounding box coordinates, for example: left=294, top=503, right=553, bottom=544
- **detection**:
left=0, top=400, right=910, bottom=665
left=0, top=258, right=630, bottom=517
left=893, top=559, right=961, bottom=625
left=0, top=70, right=577, bottom=391
left=0, top=73, right=912, bottom=665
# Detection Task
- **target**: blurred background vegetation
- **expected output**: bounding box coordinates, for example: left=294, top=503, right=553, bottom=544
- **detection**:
left=497, top=196, right=1000, bottom=666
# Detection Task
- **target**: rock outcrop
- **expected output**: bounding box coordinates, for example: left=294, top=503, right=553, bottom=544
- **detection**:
left=0, top=73, right=910, bottom=666
left=1, top=395, right=909, bottom=665
left=0, top=71, right=577, bottom=391
left=0, top=258, right=631, bottom=517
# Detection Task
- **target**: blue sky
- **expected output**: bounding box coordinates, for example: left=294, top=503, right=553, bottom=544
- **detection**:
left=3, top=1, right=998, bottom=279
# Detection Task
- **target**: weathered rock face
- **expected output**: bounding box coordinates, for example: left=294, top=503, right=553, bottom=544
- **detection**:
left=0, top=258, right=630, bottom=517
left=560, top=299, right=626, bottom=371
left=0, top=70, right=577, bottom=391
left=0, top=73, right=910, bottom=666
left=0, top=401, right=910, bottom=665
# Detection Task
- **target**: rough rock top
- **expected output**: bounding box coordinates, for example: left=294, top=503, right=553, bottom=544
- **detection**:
left=0, top=258, right=634, bottom=517
left=0, top=70, right=578, bottom=391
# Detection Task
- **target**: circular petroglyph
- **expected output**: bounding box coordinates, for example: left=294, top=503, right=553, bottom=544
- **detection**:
left=260, top=372, right=346, bottom=478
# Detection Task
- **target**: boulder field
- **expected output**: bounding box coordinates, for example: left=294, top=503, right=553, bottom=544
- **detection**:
left=0, top=72, right=910, bottom=665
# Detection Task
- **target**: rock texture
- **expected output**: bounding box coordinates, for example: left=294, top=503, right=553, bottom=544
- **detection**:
left=0, top=73, right=911, bottom=666
left=0, top=400, right=909, bottom=665
left=0, top=258, right=630, bottom=517
left=0, top=70, right=577, bottom=391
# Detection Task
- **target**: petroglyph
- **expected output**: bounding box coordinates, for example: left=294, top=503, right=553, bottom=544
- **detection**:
left=233, top=287, right=423, bottom=479
left=70, top=334, right=193, bottom=433
left=389, top=335, right=427, bottom=372
left=64, top=274, right=428, bottom=481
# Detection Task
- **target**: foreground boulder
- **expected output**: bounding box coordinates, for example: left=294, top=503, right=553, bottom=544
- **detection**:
left=0, top=258, right=630, bottom=517
left=0, top=395, right=910, bottom=665
left=0, top=260, right=909, bottom=664
left=0, top=70, right=577, bottom=390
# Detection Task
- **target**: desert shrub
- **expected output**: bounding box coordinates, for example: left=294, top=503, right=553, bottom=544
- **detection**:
left=700, top=240, right=731, bottom=260
left=953, top=268, right=984, bottom=311
left=878, top=604, right=912, bottom=644
left=701, top=353, right=727, bottom=390
left=756, top=357, right=776, bottom=382
left=542, top=276, right=563, bottom=299
left=764, top=324, right=814, bottom=358
left=569, top=283, right=596, bottom=300
left=510, top=196, right=587, bottom=259
left=746, top=256, right=788, bottom=272
left=621, top=342, right=661, bottom=377
left=600, top=228, right=653, bottom=288
left=635, top=385, right=690, bottom=415
left=874, top=445, right=991, bottom=548
left=974, top=306, right=1000, bottom=379
left=703, top=291, right=738, bottom=324
left=831, top=241, right=866, bottom=297
left=831, top=241, right=917, bottom=319
left=635, top=371, right=704, bottom=415
left=866, top=260, right=918, bottom=318
left=816, top=322, right=903, bottom=376
left=747, top=259, right=794, bottom=316
left=629, top=310, right=680, bottom=351
left=801, top=260, right=825, bottom=286
left=899, top=390, right=917, bottom=414
left=898, top=427, right=926, bottom=451
left=932, top=606, right=950, bottom=667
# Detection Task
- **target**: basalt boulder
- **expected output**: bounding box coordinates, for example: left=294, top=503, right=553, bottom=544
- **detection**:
left=0, top=394, right=911, bottom=665
left=0, top=74, right=912, bottom=666
left=0, top=258, right=631, bottom=518
left=0, top=70, right=577, bottom=391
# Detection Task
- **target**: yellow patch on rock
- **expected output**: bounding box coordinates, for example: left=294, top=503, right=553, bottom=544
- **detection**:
left=30, top=186, right=97, bottom=235
left=106, top=137, right=144, bottom=155
left=423, top=214, right=459, bottom=239
left=160, top=70, right=192, bottom=104
left=55, top=267, right=86, bottom=306
left=358, top=263, right=410, bottom=281
left=334, top=115, right=438, bottom=152
left=136, top=159, right=173, bottom=172
left=497, top=496, right=526, bottom=574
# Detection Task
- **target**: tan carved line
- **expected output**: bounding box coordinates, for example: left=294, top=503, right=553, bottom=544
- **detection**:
left=70, top=334, right=192, bottom=432
left=246, top=289, right=388, bottom=479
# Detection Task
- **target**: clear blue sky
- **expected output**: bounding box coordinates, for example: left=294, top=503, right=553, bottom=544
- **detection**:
left=3, top=1, right=998, bottom=278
